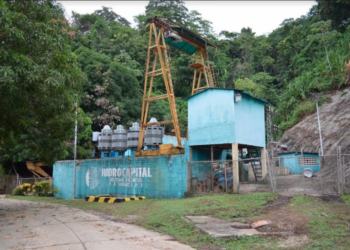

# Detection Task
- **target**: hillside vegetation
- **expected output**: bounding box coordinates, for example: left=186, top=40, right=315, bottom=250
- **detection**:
left=2, top=0, right=350, bottom=164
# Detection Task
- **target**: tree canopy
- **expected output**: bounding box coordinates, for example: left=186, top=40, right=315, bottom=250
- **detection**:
left=0, top=0, right=85, bottom=164
left=3, top=0, right=350, bottom=165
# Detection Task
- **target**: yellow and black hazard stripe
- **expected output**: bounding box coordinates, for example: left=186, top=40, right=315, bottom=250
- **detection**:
left=85, top=196, right=146, bottom=203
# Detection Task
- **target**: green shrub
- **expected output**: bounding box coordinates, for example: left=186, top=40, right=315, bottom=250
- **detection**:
left=12, top=183, right=31, bottom=196
left=33, top=181, right=51, bottom=196
left=12, top=187, right=21, bottom=195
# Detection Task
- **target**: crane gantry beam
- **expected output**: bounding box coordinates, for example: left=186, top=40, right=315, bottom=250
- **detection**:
left=135, top=17, right=217, bottom=157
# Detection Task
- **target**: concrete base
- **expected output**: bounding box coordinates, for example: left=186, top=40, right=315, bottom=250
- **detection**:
left=184, top=216, right=261, bottom=238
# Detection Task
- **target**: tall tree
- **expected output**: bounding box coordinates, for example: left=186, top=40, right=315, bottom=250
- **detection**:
left=135, top=0, right=188, bottom=30
left=0, top=0, right=85, bottom=164
left=317, top=0, right=350, bottom=29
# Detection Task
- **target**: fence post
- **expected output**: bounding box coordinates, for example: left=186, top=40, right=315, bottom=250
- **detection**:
left=187, top=162, right=191, bottom=192
left=301, top=148, right=306, bottom=195
left=337, top=146, right=343, bottom=195
left=261, top=147, right=267, bottom=179
left=340, top=147, right=345, bottom=194
left=342, top=153, right=348, bottom=194
left=224, top=163, right=228, bottom=192
left=272, top=151, right=277, bottom=193
left=266, top=150, right=276, bottom=193
left=211, top=146, right=214, bottom=192
left=319, top=148, right=324, bottom=195
left=6, top=176, right=9, bottom=197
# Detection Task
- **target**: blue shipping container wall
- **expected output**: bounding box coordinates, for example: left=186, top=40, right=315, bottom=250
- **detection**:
left=188, top=89, right=266, bottom=148
left=53, top=155, right=188, bottom=199
left=278, top=153, right=320, bottom=174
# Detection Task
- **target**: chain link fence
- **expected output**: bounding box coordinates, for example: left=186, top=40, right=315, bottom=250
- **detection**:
left=267, top=147, right=350, bottom=196
left=4, top=176, right=53, bottom=196
left=0, top=176, right=6, bottom=194
left=17, top=177, right=52, bottom=187
left=342, top=154, right=350, bottom=194
left=188, top=148, right=350, bottom=196
left=188, top=157, right=266, bottom=194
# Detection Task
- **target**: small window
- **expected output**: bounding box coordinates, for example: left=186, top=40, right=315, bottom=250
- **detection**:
left=298, top=156, right=317, bottom=166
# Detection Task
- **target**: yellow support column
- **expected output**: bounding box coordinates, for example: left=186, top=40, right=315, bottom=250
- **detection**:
left=136, top=21, right=184, bottom=156
left=190, top=50, right=215, bottom=95
left=232, top=143, right=239, bottom=193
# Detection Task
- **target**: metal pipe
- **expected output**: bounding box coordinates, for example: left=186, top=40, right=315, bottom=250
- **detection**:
left=72, top=102, right=78, bottom=199
left=316, top=101, right=324, bottom=156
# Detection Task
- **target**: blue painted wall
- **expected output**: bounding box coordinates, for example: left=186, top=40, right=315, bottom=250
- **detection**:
left=235, top=94, right=265, bottom=147
left=53, top=154, right=188, bottom=199
left=188, top=89, right=266, bottom=148
left=192, top=147, right=226, bottom=161
left=188, top=89, right=235, bottom=146
left=278, top=153, right=320, bottom=174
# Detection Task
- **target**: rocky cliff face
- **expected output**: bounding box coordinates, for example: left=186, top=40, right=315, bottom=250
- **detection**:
left=278, top=87, right=350, bottom=154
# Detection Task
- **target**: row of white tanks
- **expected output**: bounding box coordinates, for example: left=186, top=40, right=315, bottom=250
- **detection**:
left=96, top=118, right=164, bottom=150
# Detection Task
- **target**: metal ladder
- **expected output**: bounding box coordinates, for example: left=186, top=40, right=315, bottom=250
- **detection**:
left=251, top=158, right=263, bottom=181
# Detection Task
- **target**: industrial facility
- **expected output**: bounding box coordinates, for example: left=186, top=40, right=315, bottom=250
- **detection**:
left=53, top=17, right=269, bottom=199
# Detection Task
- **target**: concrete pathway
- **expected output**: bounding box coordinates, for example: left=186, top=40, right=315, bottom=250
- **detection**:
left=0, top=197, right=194, bottom=250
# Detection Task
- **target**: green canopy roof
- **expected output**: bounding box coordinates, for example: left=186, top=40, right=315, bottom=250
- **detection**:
left=158, top=18, right=217, bottom=55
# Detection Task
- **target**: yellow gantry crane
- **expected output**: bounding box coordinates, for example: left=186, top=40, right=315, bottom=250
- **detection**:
left=135, top=17, right=217, bottom=157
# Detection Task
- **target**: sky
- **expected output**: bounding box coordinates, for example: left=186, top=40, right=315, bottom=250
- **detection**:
left=58, top=1, right=316, bottom=36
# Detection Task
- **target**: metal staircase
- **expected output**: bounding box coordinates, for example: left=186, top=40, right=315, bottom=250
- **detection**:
left=251, top=158, right=263, bottom=181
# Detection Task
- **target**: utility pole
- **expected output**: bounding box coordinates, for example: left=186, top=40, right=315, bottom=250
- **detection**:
left=316, top=101, right=324, bottom=156
left=72, top=102, right=78, bottom=199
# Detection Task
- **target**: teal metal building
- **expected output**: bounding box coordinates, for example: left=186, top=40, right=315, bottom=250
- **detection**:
left=187, top=88, right=268, bottom=192
left=278, top=152, right=320, bottom=174
left=188, top=88, right=267, bottom=149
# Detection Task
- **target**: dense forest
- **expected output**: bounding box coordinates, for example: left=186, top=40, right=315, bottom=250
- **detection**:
left=1, top=0, right=350, bottom=167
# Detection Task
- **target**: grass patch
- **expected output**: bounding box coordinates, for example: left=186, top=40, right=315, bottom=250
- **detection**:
left=291, top=195, right=350, bottom=249
left=342, top=194, right=350, bottom=206
left=10, top=194, right=350, bottom=250
left=9, top=193, right=277, bottom=249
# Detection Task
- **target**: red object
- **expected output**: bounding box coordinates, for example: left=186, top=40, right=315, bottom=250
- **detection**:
left=250, top=220, right=272, bottom=229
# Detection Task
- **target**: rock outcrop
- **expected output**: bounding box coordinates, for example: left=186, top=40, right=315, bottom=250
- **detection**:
left=278, top=87, right=350, bottom=154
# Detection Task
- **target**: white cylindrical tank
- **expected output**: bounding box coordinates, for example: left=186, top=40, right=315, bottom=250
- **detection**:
left=112, top=125, right=127, bottom=150
left=127, top=122, right=140, bottom=149
left=98, top=125, right=112, bottom=150
left=144, top=118, right=163, bottom=148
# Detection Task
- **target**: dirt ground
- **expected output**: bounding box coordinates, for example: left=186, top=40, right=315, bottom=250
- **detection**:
left=256, top=196, right=310, bottom=248
left=240, top=174, right=336, bottom=197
